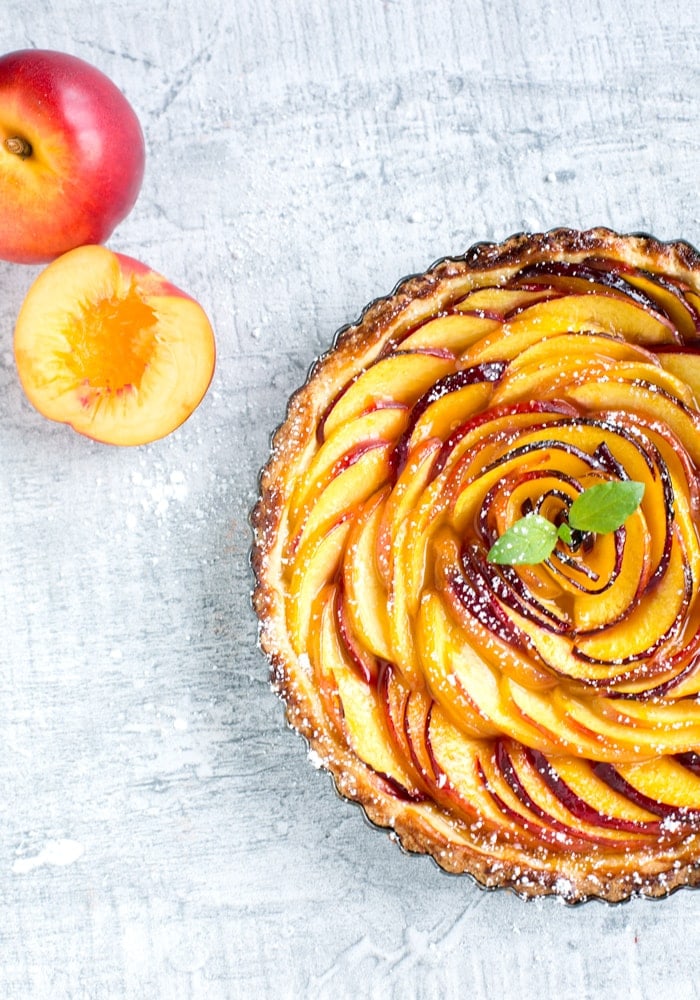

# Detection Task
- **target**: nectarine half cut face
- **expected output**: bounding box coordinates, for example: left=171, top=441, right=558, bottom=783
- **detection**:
left=14, top=245, right=216, bottom=445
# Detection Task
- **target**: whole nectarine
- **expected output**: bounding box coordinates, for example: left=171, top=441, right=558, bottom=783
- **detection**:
left=0, top=49, right=145, bottom=264
left=14, top=245, right=216, bottom=445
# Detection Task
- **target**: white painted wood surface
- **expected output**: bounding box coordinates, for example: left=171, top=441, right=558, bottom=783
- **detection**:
left=1, top=0, right=700, bottom=996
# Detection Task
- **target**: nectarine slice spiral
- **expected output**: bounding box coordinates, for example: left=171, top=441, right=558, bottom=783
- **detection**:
left=253, top=228, right=700, bottom=901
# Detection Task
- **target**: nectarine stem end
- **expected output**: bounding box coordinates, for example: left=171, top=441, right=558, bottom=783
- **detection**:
left=4, top=135, right=32, bottom=159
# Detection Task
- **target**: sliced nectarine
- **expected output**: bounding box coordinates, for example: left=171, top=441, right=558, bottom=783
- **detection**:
left=286, top=439, right=392, bottom=559
left=327, top=631, right=422, bottom=799
left=499, top=742, right=654, bottom=848
left=616, top=757, right=700, bottom=811
left=453, top=285, right=556, bottom=316
left=464, top=293, right=678, bottom=366
left=398, top=312, right=499, bottom=352
left=403, top=380, right=495, bottom=454
left=287, top=404, right=407, bottom=530
left=287, top=515, right=352, bottom=653
left=548, top=755, right=660, bottom=824
left=656, top=349, right=700, bottom=407
left=14, top=245, right=216, bottom=445
left=567, top=379, right=700, bottom=466
left=308, top=584, right=347, bottom=737
left=322, top=350, right=456, bottom=438
left=377, top=436, right=442, bottom=591
left=342, top=487, right=394, bottom=661
left=623, top=272, right=699, bottom=340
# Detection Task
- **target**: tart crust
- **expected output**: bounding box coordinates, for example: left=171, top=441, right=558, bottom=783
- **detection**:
left=252, top=227, right=700, bottom=902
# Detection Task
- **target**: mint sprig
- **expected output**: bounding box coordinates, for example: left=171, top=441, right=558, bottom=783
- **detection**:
left=487, top=514, right=558, bottom=565
left=566, top=480, right=645, bottom=534
left=486, top=480, right=645, bottom=566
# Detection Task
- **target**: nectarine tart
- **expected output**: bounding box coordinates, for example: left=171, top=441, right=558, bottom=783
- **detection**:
left=252, top=228, right=700, bottom=901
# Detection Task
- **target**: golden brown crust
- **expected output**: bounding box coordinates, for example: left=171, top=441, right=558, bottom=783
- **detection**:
left=251, top=227, right=700, bottom=903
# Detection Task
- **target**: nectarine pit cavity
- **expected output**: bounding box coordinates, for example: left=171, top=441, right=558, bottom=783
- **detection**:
left=62, top=285, right=157, bottom=395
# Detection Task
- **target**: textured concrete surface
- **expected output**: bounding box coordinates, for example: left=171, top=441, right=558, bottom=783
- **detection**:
left=1, top=1, right=700, bottom=997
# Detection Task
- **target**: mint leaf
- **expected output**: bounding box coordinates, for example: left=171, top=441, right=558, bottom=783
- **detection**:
left=567, top=480, right=645, bottom=534
left=557, top=522, right=574, bottom=545
left=487, top=514, right=558, bottom=565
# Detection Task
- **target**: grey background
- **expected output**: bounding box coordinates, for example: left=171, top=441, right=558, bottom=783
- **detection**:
left=1, top=0, right=699, bottom=997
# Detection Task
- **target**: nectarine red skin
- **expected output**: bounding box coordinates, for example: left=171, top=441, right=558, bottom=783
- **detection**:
left=0, top=49, right=145, bottom=264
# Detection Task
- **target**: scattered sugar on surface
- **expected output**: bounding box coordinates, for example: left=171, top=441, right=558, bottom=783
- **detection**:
left=307, top=748, right=326, bottom=770
left=13, top=838, right=85, bottom=874
left=553, top=876, right=575, bottom=898
left=124, top=464, right=197, bottom=526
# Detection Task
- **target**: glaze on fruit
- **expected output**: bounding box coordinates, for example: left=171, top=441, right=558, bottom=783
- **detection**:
left=253, top=228, right=700, bottom=901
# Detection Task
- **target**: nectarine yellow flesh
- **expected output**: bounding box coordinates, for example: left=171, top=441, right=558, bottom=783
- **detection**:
left=386, top=518, right=424, bottom=689
left=657, top=351, right=700, bottom=407
left=463, top=293, right=678, bottom=367
left=333, top=660, right=422, bottom=797
left=287, top=405, right=407, bottom=533
left=14, top=245, right=215, bottom=445
left=342, top=489, right=394, bottom=661
left=399, top=313, right=499, bottom=352
left=616, top=758, right=700, bottom=810
left=501, top=331, right=660, bottom=373
left=307, top=585, right=347, bottom=737
left=434, top=406, right=570, bottom=485
left=623, top=272, right=698, bottom=340
left=288, top=441, right=393, bottom=560
left=58, top=287, right=157, bottom=389
left=550, top=757, right=660, bottom=823
left=424, top=709, right=497, bottom=820
left=572, top=514, right=651, bottom=632
left=463, top=742, right=557, bottom=840
left=505, top=681, right=643, bottom=763
left=566, top=379, right=700, bottom=466
left=406, top=381, right=495, bottom=452
left=555, top=689, right=700, bottom=757
left=453, top=286, right=555, bottom=315
left=503, top=745, right=657, bottom=847
left=402, top=688, right=439, bottom=784
left=322, top=352, right=456, bottom=439
left=377, top=437, right=441, bottom=592
left=509, top=272, right=635, bottom=301
left=491, top=358, right=614, bottom=407
left=287, top=517, right=352, bottom=653
left=380, top=667, right=429, bottom=788
left=505, top=294, right=678, bottom=344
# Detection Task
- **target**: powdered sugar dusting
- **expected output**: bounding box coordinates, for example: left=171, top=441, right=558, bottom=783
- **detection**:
left=12, top=839, right=85, bottom=875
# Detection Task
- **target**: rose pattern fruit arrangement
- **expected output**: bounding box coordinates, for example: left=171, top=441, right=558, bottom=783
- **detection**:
left=252, top=227, right=700, bottom=902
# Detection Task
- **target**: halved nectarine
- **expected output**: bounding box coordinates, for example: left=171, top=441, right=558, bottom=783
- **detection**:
left=13, top=244, right=216, bottom=445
